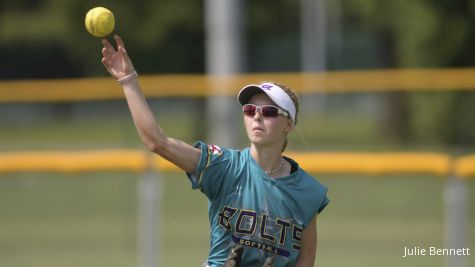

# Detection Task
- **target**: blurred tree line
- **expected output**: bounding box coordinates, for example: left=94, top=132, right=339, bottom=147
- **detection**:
left=0, top=0, right=204, bottom=76
left=343, top=0, right=475, bottom=148
left=0, top=0, right=474, bottom=148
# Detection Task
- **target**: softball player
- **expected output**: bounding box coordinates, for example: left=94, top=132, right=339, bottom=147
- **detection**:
left=101, top=35, right=329, bottom=267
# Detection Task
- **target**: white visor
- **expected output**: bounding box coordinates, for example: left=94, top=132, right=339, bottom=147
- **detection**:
left=237, top=82, right=296, bottom=124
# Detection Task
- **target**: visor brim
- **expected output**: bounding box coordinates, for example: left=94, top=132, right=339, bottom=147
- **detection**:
left=237, top=85, right=265, bottom=106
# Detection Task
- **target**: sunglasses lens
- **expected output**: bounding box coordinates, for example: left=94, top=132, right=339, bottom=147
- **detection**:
left=243, top=104, right=257, bottom=116
left=261, top=106, right=279, bottom=117
left=243, top=104, right=281, bottom=118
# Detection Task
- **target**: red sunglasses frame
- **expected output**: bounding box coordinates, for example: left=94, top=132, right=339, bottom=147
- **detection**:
left=242, top=104, right=289, bottom=118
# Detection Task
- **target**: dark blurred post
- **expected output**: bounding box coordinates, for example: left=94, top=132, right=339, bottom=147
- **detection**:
left=300, top=0, right=327, bottom=113
left=205, top=0, right=245, bottom=148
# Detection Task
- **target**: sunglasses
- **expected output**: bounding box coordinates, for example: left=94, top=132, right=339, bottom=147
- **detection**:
left=242, top=104, right=289, bottom=118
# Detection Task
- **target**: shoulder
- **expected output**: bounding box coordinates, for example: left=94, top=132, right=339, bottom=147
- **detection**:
left=285, top=156, right=327, bottom=193
left=295, top=169, right=327, bottom=197
left=291, top=163, right=330, bottom=214
left=192, top=141, right=249, bottom=170
left=193, top=141, right=233, bottom=161
left=188, top=142, right=249, bottom=199
left=299, top=169, right=330, bottom=215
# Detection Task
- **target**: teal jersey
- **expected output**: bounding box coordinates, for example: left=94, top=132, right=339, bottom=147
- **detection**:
left=186, top=141, right=329, bottom=267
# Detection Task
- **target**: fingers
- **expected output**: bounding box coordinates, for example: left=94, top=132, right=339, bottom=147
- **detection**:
left=102, top=38, right=116, bottom=54
left=101, top=47, right=112, bottom=60
left=101, top=57, right=109, bottom=67
left=114, top=34, right=126, bottom=52
left=101, top=38, right=116, bottom=63
left=101, top=57, right=112, bottom=71
left=101, top=58, right=118, bottom=78
left=119, top=47, right=127, bottom=55
left=100, top=34, right=134, bottom=79
left=101, top=35, right=130, bottom=58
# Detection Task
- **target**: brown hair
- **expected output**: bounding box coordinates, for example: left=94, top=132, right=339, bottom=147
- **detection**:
left=270, top=82, right=300, bottom=152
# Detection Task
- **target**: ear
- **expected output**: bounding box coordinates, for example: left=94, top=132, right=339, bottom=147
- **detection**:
left=284, top=119, right=295, bottom=133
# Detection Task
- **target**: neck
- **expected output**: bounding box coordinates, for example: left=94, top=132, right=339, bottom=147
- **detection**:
left=250, top=143, right=283, bottom=175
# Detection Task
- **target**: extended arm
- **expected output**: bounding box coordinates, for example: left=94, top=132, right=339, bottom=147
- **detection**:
left=101, top=35, right=200, bottom=173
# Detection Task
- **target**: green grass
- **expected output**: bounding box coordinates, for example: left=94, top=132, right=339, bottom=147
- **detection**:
left=0, top=172, right=473, bottom=267
left=0, top=114, right=197, bottom=151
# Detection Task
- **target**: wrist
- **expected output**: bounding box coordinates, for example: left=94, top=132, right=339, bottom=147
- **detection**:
left=117, top=71, right=138, bottom=85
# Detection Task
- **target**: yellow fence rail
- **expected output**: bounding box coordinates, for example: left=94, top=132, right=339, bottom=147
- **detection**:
left=454, top=154, right=475, bottom=178
left=0, top=150, right=474, bottom=179
left=1, top=68, right=475, bottom=102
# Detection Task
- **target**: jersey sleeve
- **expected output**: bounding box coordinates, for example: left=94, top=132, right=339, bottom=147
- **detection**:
left=317, top=188, right=330, bottom=214
left=305, top=175, right=330, bottom=219
left=185, top=141, right=233, bottom=201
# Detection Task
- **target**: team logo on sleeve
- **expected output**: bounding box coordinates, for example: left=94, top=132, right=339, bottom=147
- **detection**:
left=208, top=144, right=222, bottom=156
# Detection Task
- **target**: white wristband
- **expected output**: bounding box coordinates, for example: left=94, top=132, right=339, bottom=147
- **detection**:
left=117, top=71, right=138, bottom=85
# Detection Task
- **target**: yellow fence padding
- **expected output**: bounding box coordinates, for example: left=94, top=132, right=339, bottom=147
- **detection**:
left=454, top=155, right=475, bottom=178
left=155, top=151, right=452, bottom=176
left=153, top=157, right=180, bottom=172
left=1, top=150, right=473, bottom=179
left=284, top=152, right=451, bottom=176
left=0, top=150, right=147, bottom=173
left=2, top=68, right=475, bottom=102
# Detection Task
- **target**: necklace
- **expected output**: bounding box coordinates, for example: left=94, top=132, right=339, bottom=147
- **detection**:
left=265, top=158, right=284, bottom=175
